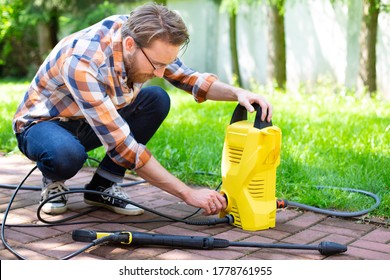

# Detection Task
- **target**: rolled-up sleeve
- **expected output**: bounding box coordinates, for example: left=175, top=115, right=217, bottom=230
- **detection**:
left=61, top=55, right=151, bottom=170
left=164, top=58, right=218, bottom=103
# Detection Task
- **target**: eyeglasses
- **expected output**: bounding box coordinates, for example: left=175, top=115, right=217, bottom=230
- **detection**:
left=138, top=47, right=169, bottom=71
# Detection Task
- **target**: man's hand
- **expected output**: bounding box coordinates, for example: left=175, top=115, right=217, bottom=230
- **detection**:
left=206, top=80, right=273, bottom=122
left=183, top=188, right=227, bottom=216
left=235, top=88, right=273, bottom=122
left=136, top=156, right=226, bottom=215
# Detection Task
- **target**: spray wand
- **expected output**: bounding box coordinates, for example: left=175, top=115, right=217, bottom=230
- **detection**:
left=72, top=229, right=347, bottom=256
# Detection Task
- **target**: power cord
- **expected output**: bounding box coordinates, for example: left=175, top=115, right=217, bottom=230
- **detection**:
left=1, top=165, right=38, bottom=259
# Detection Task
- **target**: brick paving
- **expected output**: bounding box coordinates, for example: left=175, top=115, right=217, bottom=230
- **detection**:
left=0, top=154, right=389, bottom=260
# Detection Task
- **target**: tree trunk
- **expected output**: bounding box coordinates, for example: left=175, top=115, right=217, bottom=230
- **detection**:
left=37, top=8, right=60, bottom=61
left=49, top=8, right=59, bottom=47
left=359, top=0, right=379, bottom=96
left=267, top=1, right=286, bottom=90
left=37, top=22, right=52, bottom=59
left=229, top=12, right=243, bottom=87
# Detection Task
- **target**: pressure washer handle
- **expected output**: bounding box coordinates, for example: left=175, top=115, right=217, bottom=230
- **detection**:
left=130, top=232, right=230, bottom=249
left=72, top=229, right=129, bottom=244
left=230, top=103, right=272, bottom=129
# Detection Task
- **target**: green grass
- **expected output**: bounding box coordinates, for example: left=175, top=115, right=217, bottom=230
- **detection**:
left=0, top=79, right=29, bottom=154
left=1, top=79, right=389, bottom=219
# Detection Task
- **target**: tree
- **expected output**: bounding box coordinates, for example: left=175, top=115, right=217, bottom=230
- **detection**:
left=220, top=0, right=243, bottom=87
left=0, top=0, right=40, bottom=77
left=266, top=0, right=286, bottom=90
left=220, top=0, right=286, bottom=89
left=0, top=0, right=130, bottom=78
left=359, top=0, right=380, bottom=96
left=29, top=0, right=119, bottom=59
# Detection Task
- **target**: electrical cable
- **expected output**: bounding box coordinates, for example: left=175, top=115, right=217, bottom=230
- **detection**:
left=0, top=180, right=146, bottom=191
left=1, top=165, right=38, bottom=260
left=62, top=235, right=114, bottom=260
left=35, top=188, right=231, bottom=226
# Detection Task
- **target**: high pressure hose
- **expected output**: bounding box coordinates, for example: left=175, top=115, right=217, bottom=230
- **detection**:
left=276, top=185, right=381, bottom=218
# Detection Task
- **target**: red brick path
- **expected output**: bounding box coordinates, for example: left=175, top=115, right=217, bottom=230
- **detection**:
left=0, top=155, right=389, bottom=260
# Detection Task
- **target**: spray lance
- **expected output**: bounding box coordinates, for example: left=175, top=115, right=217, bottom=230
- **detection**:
left=72, top=229, right=347, bottom=256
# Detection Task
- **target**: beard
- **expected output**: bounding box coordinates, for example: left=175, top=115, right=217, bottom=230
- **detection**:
left=123, top=52, right=154, bottom=84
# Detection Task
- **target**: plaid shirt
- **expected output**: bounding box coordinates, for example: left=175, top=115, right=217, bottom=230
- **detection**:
left=13, top=15, right=217, bottom=170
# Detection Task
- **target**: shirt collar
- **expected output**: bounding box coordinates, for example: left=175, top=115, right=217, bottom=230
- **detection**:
left=112, top=28, right=125, bottom=79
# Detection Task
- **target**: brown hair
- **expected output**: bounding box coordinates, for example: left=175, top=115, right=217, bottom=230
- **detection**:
left=122, top=3, right=190, bottom=48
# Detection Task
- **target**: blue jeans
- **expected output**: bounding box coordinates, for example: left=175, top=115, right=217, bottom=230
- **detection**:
left=16, top=86, right=171, bottom=182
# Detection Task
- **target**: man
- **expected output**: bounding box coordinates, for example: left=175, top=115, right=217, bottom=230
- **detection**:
left=13, top=3, right=273, bottom=216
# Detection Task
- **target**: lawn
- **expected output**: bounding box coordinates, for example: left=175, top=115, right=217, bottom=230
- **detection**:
left=1, top=79, right=389, bottom=219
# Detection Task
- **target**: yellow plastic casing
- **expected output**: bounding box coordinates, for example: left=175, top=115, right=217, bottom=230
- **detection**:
left=219, top=120, right=281, bottom=231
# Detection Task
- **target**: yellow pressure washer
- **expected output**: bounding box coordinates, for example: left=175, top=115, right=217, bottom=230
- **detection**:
left=216, top=104, right=380, bottom=231
left=219, top=103, right=281, bottom=231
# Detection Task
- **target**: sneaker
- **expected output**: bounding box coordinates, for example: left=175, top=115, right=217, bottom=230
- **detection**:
left=84, top=184, right=144, bottom=216
left=40, top=177, right=68, bottom=214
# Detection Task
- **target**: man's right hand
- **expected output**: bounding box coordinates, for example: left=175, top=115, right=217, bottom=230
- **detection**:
left=136, top=156, right=226, bottom=215
left=182, top=188, right=227, bottom=216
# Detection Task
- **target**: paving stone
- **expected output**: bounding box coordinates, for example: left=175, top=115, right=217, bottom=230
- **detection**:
left=310, top=223, right=370, bottom=238
left=281, top=229, right=329, bottom=244
left=156, top=249, right=213, bottom=260
left=10, top=225, right=63, bottom=239
left=322, top=217, right=376, bottom=231
left=249, top=228, right=292, bottom=240
left=347, top=246, right=390, bottom=260
left=186, top=248, right=246, bottom=260
left=41, top=242, right=90, bottom=259
left=114, top=246, right=172, bottom=260
left=2, top=228, right=41, bottom=244
left=213, top=228, right=251, bottom=241
left=27, top=234, right=73, bottom=252
left=284, top=212, right=327, bottom=228
left=276, top=209, right=302, bottom=223
left=349, top=239, right=390, bottom=254
left=361, top=227, right=390, bottom=243
left=230, top=235, right=277, bottom=255
left=246, top=249, right=312, bottom=260
left=154, top=225, right=209, bottom=237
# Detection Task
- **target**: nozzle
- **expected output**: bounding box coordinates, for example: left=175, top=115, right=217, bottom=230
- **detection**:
left=318, top=241, right=347, bottom=256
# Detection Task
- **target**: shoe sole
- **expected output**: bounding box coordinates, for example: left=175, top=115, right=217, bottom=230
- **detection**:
left=84, top=199, right=144, bottom=216
left=41, top=205, right=68, bottom=215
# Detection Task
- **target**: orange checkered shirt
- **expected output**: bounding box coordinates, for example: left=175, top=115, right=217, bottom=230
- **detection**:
left=13, top=15, right=217, bottom=170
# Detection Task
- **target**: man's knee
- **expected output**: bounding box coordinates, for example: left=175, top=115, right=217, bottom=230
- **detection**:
left=146, top=86, right=171, bottom=116
left=121, top=86, right=171, bottom=121
left=38, top=144, right=88, bottom=181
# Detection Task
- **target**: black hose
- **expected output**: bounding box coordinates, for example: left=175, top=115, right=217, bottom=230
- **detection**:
left=285, top=186, right=381, bottom=217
